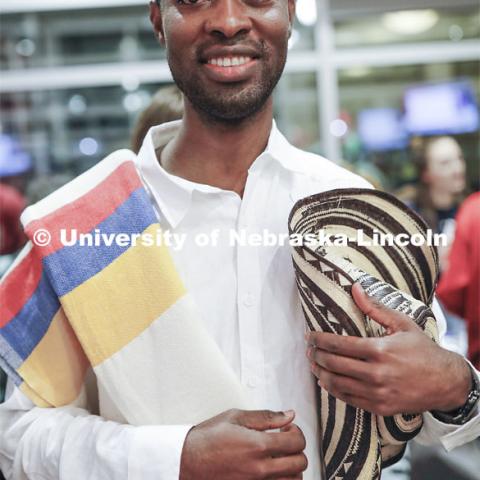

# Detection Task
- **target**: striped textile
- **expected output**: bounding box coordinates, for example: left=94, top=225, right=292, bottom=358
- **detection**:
left=288, top=188, right=439, bottom=480
left=0, top=151, right=249, bottom=425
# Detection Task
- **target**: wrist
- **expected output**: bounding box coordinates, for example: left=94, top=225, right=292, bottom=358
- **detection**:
left=435, top=352, right=471, bottom=412
left=432, top=359, right=480, bottom=425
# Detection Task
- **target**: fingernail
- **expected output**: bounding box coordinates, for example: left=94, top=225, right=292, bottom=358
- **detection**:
left=355, top=281, right=367, bottom=294
left=283, top=409, right=295, bottom=417
left=306, top=346, right=312, bottom=359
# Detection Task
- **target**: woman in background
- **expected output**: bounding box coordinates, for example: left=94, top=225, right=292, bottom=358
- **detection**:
left=398, top=136, right=467, bottom=272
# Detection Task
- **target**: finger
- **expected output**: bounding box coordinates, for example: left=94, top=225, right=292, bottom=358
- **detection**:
left=335, top=392, right=399, bottom=417
left=352, top=282, right=418, bottom=334
left=313, top=364, right=381, bottom=399
left=309, top=348, right=373, bottom=382
left=234, top=409, right=295, bottom=431
left=264, top=424, right=306, bottom=456
left=265, top=453, right=308, bottom=477
left=307, top=331, right=375, bottom=360
left=313, top=378, right=380, bottom=414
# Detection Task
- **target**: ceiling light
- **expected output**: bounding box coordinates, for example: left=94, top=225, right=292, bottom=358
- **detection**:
left=296, top=0, right=317, bottom=27
left=449, top=24, right=464, bottom=42
left=68, top=94, right=87, bottom=115
left=382, top=9, right=439, bottom=36
left=15, top=38, right=36, bottom=57
left=343, top=66, right=372, bottom=78
left=330, top=119, right=348, bottom=138
left=121, top=75, right=140, bottom=92
left=79, top=137, right=99, bottom=156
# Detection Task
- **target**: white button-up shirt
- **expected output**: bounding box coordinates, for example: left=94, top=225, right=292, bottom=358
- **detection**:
left=1, top=121, right=479, bottom=480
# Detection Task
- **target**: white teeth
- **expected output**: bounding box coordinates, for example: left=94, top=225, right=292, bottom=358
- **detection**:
left=207, top=56, right=252, bottom=67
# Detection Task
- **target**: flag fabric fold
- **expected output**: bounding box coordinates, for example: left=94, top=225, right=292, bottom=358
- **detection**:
left=0, top=150, right=250, bottom=425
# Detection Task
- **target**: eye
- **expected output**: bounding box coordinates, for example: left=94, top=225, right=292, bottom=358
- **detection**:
left=176, top=0, right=207, bottom=5
left=245, top=0, right=273, bottom=5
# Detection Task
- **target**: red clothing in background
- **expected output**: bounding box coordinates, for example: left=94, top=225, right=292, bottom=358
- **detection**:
left=437, top=192, right=480, bottom=369
left=0, top=183, right=27, bottom=255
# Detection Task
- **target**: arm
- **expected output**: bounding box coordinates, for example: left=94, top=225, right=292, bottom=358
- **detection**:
left=415, top=362, right=480, bottom=450
left=415, top=300, right=479, bottom=449
left=0, top=384, right=191, bottom=480
left=1, top=384, right=308, bottom=480
left=306, top=284, right=479, bottom=449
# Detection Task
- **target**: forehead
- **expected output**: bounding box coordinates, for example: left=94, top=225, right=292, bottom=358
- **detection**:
left=427, top=138, right=461, bottom=160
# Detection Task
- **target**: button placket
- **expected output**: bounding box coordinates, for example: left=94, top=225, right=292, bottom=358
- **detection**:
left=236, top=170, right=266, bottom=404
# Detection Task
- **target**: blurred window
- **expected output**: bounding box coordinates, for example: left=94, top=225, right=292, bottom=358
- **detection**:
left=338, top=61, right=479, bottom=189
left=274, top=73, right=321, bottom=154
left=334, top=7, right=480, bottom=48
left=0, top=1, right=478, bottom=191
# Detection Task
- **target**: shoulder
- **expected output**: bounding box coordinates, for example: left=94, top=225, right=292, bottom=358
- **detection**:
left=286, top=145, right=373, bottom=190
left=456, top=192, right=480, bottom=229
left=21, top=149, right=137, bottom=226
left=460, top=192, right=480, bottom=212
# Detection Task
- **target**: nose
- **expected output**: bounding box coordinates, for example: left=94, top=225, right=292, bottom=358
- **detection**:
left=204, top=0, right=252, bottom=39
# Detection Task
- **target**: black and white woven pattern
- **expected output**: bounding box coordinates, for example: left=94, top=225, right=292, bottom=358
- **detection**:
left=288, top=188, right=439, bottom=480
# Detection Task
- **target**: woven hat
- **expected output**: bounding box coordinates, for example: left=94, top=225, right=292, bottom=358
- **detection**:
left=288, top=188, right=439, bottom=480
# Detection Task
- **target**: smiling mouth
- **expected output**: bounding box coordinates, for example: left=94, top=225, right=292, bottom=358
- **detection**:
left=205, top=56, right=254, bottom=67
left=200, top=53, right=260, bottom=83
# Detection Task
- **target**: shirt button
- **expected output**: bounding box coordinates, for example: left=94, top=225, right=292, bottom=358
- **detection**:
left=242, top=293, right=255, bottom=307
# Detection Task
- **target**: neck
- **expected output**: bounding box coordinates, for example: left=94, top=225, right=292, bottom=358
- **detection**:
left=160, top=97, right=273, bottom=197
left=429, top=187, right=456, bottom=209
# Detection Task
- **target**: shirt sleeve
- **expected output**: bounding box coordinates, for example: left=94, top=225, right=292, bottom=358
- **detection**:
left=417, top=302, right=480, bottom=450
left=0, top=384, right=192, bottom=480
left=416, top=361, right=480, bottom=451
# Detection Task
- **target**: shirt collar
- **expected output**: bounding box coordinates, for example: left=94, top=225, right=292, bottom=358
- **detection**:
left=261, top=120, right=299, bottom=172
left=136, top=119, right=299, bottom=228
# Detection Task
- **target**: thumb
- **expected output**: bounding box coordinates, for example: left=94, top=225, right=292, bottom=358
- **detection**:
left=234, top=409, right=295, bottom=431
left=352, top=282, right=417, bottom=334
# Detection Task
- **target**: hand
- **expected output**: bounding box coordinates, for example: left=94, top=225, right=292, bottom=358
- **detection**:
left=179, top=408, right=308, bottom=480
left=306, top=282, right=472, bottom=417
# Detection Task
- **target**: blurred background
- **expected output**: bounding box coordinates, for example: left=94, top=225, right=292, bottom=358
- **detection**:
left=0, top=0, right=478, bottom=188
left=0, top=1, right=479, bottom=479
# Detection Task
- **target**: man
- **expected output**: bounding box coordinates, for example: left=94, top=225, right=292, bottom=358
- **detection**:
left=0, top=1, right=479, bottom=479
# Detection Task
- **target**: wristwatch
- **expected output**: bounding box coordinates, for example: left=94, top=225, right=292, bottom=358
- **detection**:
left=432, top=362, right=480, bottom=425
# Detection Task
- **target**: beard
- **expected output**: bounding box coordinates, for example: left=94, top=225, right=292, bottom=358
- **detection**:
left=168, top=40, right=287, bottom=124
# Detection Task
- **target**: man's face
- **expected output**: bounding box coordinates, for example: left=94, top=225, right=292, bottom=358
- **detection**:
left=151, top=0, right=295, bottom=123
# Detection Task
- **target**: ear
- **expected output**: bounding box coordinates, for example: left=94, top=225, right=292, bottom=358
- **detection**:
left=149, top=0, right=165, bottom=45
left=287, top=0, right=296, bottom=38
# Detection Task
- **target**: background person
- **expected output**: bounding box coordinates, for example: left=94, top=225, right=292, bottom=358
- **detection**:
left=398, top=136, right=467, bottom=272
left=131, top=85, right=184, bottom=154
left=437, top=192, right=480, bottom=371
